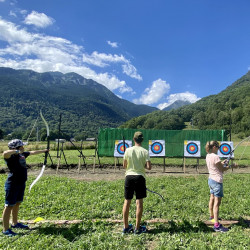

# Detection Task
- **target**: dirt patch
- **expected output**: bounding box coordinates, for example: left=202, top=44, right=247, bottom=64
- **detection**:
left=24, top=164, right=250, bottom=182
left=1, top=164, right=249, bottom=182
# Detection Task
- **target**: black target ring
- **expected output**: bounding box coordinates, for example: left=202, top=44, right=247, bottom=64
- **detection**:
left=219, top=143, right=232, bottom=156
left=186, top=142, right=199, bottom=155
left=117, top=142, right=129, bottom=155
left=151, top=142, right=163, bottom=154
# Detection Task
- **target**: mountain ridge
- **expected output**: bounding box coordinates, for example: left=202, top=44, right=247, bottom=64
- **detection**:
left=0, top=67, right=157, bottom=139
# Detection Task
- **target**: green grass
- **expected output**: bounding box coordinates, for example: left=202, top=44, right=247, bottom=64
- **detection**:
left=0, top=174, right=249, bottom=249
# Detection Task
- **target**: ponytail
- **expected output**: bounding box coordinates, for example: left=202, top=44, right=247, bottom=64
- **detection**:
left=205, top=141, right=220, bottom=153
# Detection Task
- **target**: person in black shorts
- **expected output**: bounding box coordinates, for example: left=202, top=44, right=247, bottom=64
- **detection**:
left=122, top=131, right=151, bottom=234
left=2, top=139, right=48, bottom=237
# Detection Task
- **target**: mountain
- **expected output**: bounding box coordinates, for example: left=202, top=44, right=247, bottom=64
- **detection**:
left=120, top=71, right=250, bottom=137
left=0, top=67, right=157, bottom=139
left=163, top=100, right=191, bottom=111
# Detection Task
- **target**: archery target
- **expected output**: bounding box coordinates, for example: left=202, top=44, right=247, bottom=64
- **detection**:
left=114, top=140, right=132, bottom=157
left=149, top=140, right=165, bottom=157
left=218, top=141, right=234, bottom=158
left=184, top=140, right=201, bottom=157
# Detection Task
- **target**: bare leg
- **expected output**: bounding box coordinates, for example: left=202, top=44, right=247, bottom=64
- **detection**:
left=2, top=206, right=13, bottom=231
left=213, top=197, right=222, bottom=224
left=135, top=199, right=143, bottom=230
left=11, top=202, right=21, bottom=226
left=123, top=199, right=131, bottom=229
left=209, top=194, right=214, bottom=217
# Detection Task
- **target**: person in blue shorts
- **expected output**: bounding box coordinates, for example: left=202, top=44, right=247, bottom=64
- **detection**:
left=2, top=139, right=48, bottom=237
left=122, top=131, right=151, bottom=234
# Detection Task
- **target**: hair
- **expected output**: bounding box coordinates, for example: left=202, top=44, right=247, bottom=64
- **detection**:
left=205, top=140, right=220, bottom=153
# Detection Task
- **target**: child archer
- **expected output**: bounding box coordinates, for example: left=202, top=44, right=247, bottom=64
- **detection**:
left=205, top=140, right=237, bottom=232
left=2, top=139, right=48, bottom=237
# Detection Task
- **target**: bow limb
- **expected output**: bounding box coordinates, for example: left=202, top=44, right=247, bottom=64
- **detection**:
left=146, top=188, right=165, bottom=202
left=225, top=136, right=250, bottom=167
left=29, top=110, right=50, bottom=192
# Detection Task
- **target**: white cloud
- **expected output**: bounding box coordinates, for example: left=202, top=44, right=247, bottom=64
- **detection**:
left=0, top=17, right=133, bottom=93
left=0, top=0, right=6, bottom=2
left=0, top=17, right=33, bottom=43
left=122, top=63, right=142, bottom=81
left=107, top=40, right=118, bottom=48
left=133, top=78, right=170, bottom=105
left=24, top=11, right=54, bottom=28
left=157, top=92, right=201, bottom=110
left=82, top=51, right=127, bottom=67
left=82, top=51, right=142, bottom=80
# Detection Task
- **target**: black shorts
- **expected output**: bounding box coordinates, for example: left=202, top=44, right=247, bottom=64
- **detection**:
left=124, top=175, right=146, bottom=200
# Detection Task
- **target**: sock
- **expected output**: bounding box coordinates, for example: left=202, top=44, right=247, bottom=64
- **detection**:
left=210, top=215, right=214, bottom=219
left=214, top=222, right=220, bottom=228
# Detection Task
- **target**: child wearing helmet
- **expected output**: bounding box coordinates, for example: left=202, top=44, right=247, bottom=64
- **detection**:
left=2, top=139, right=49, bottom=237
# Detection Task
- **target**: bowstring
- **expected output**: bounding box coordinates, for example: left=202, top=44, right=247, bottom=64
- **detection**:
left=26, top=115, right=39, bottom=144
left=237, top=137, right=250, bottom=165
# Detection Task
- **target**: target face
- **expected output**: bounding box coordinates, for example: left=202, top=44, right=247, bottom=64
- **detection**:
left=149, top=140, right=165, bottom=157
left=186, top=143, right=199, bottom=155
left=218, top=141, right=234, bottom=158
left=117, top=142, right=129, bottom=154
left=114, top=140, right=132, bottom=157
left=184, top=140, right=201, bottom=157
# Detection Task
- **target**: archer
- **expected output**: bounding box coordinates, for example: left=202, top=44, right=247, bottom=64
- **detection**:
left=2, top=139, right=48, bottom=237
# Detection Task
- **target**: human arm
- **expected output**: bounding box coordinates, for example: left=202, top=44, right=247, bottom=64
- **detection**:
left=145, top=161, right=152, bottom=170
left=2, top=149, right=20, bottom=159
left=216, top=159, right=237, bottom=172
left=123, top=159, right=128, bottom=169
left=29, top=149, right=49, bottom=156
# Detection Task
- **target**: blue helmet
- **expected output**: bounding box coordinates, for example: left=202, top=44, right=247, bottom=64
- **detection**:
left=8, top=139, right=27, bottom=149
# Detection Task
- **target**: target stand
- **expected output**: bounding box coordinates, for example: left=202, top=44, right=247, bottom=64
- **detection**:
left=183, top=141, right=201, bottom=173
left=56, top=139, right=69, bottom=174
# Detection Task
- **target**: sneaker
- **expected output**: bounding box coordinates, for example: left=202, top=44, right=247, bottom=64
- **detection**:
left=213, top=224, right=229, bottom=233
left=11, top=222, right=29, bottom=229
left=134, top=225, right=147, bottom=235
left=2, top=229, right=17, bottom=237
left=122, top=224, right=134, bottom=234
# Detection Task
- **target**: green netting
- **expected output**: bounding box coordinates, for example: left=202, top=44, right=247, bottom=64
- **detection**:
left=97, top=128, right=227, bottom=158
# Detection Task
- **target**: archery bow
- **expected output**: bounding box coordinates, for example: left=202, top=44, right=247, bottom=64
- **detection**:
left=29, top=110, right=50, bottom=192
left=224, top=136, right=250, bottom=167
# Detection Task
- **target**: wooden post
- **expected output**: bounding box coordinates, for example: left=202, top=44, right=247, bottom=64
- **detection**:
left=196, top=158, right=200, bottom=173
left=163, top=157, right=166, bottom=172
left=183, top=157, right=186, bottom=173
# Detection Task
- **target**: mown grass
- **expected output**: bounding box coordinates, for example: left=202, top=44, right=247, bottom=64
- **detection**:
left=0, top=173, right=249, bottom=249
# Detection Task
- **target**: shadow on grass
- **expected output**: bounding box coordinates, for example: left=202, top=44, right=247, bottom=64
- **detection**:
left=35, top=223, right=89, bottom=242
left=147, top=220, right=213, bottom=235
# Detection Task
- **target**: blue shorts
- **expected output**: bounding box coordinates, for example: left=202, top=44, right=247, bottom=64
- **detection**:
left=208, top=178, right=224, bottom=198
left=4, top=182, right=26, bottom=206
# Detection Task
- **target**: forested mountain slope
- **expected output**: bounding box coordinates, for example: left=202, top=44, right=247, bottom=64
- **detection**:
left=0, top=67, right=157, bottom=139
left=120, top=71, right=250, bottom=137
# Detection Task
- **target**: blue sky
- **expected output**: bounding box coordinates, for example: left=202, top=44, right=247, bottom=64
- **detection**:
left=1, top=0, right=250, bottom=109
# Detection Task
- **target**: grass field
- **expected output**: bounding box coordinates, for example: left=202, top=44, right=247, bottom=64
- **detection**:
left=0, top=140, right=249, bottom=249
left=0, top=173, right=249, bottom=249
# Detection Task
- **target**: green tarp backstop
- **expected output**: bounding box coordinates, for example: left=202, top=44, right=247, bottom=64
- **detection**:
left=97, top=128, right=227, bottom=158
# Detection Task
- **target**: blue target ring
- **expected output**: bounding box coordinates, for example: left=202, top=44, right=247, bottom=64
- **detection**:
left=117, top=142, right=129, bottom=155
left=219, top=143, right=232, bottom=156
left=186, top=142, right=198, bottom=155
left=151, top=142, right=163, bottom=154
